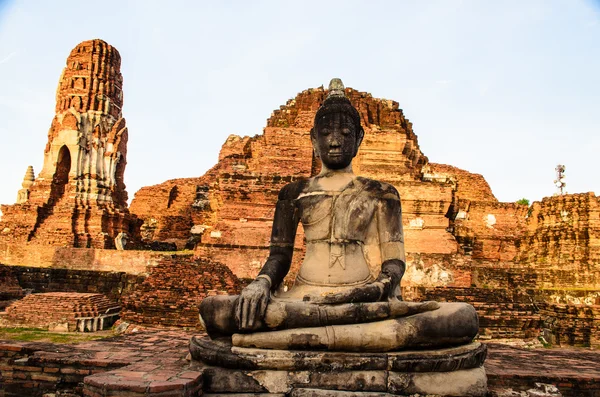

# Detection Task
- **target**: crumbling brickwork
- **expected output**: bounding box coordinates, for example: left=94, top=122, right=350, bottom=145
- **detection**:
left=0, top=265, right=24, bottom=310
left=1, top=54, right=598, bottom=346
left=127, top=84, right=600, bottom=344
left=539, top=303, right=600, bottom=347
left=517, top=192, right=600, bottom=266
left=6, top=264, right=143, bottom=303
left=0, top=39, right=135, bottom=249
left=120, top=256, right=242, bottom=328
left=2, top=292, right=119, bottom=331
left=129, top=86, right=457, bottom=267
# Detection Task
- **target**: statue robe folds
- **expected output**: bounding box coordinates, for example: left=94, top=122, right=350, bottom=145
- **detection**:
left=272, top=176, right=405, bottom=298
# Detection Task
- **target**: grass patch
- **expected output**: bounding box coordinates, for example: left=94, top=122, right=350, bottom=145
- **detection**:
left=0, top=327, right=113, bottom=344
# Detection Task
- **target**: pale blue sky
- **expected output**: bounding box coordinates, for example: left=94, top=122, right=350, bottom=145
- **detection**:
left=0, top=0, right=598, bottom=209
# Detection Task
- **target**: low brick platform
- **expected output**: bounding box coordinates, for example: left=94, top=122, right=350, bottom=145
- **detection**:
left=486, top=343, right=600, bottom=396
left=1, top=331, right=600, bottom=397
left=2, top=292, right=120, bottom=331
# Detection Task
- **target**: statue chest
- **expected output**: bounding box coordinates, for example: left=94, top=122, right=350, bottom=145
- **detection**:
left=296, top=190, right=378, bottom=243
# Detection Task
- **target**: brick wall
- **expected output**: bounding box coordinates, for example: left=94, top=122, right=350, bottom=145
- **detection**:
left=0, top=242, right=167, bottom=275
left=120, top=256, right=241, bottom=328
left=4, top=265, right=142, bottom=304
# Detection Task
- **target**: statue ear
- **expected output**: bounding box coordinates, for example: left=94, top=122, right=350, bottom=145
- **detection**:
left=310, top=128, right=319, bottom=157
left=354, top=128, right=364, bottom=155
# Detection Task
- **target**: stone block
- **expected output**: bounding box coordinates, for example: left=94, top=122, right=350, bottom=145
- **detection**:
left=388, top=366, right=487, bottom=396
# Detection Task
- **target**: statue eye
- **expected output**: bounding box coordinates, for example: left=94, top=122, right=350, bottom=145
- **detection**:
left=320, top=128, right=331, bottom=136
left=342, top=128, right=352, bottom=135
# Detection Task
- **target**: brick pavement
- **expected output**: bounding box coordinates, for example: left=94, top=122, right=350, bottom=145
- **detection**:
left=0, top=329, right=202, bottom=396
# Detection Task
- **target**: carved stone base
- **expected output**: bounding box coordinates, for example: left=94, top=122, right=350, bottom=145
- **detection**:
left=190, top=336, right=488, bottom=396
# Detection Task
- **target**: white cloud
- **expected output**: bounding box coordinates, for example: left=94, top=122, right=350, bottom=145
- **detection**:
left=0, top=51, right=16, bottom=64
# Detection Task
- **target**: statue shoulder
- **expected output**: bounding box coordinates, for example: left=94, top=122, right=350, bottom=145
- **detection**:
left=278, top=178, right=309, bottom=200
left=355, top=177, right=400, bottom=200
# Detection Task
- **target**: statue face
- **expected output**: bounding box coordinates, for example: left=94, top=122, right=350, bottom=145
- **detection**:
left=313, top=112, right=359, bottom=170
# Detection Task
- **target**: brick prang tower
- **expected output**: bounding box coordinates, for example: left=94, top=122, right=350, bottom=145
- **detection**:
left=0, top=39, right=135, bottom=248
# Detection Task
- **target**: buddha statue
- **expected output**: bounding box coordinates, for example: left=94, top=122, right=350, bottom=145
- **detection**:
left=198, top=78, right=479, bottom=352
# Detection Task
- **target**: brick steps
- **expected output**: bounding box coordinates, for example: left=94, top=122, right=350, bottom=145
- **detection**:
left=2, top=292, right=120, bottom=331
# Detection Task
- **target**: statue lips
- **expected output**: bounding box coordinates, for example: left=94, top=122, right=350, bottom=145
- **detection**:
left=323, top=150, right=352, bottom=168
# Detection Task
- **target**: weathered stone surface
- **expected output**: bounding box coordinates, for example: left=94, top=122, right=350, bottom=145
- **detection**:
left=190, top=336, right=486, bottom=372
left=0, top=39, right=136, bottom=249
left=198, top=365, right=487, bottom=396
left=231, top=303, right=478, bottom=352
left=388, top=366, right=487, bottom=396
left=290, top=390, right=390, bottom=397
left=202, top=367, right=269, bottom=393
left=204, top=394, right=286, bottom=397
left=204, top=394, right=285, bottom=397
left=201, top=297, right=439, bottom=337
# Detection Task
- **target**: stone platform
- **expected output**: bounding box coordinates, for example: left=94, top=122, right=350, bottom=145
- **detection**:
left=190, top=336, right=488, bottom=396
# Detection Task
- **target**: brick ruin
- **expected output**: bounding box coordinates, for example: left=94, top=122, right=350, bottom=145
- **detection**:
left=130, top=87, right=434, bottom=277
left=0, top=39, right=136, bottom=249
left=1, top=292, right=120, bottom=332
left=120, top=256, right=242, bottom=328
left=0, top=265, right=24, bottom=310
left=0, top=38, right=597, bottom=347
left=127, top=86, right=529, bottom=272
left=129, top=85, right=600, bottom=346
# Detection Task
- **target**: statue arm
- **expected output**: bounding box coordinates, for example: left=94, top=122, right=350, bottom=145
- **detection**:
left=236, top=181, right=302, bottom=330
left=257, top=195, right=300, bottom=290
left=375, top=185, right=406, bottom=299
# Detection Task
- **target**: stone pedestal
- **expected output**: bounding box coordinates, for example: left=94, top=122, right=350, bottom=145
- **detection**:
left=190, top=336, right=487, bottom=396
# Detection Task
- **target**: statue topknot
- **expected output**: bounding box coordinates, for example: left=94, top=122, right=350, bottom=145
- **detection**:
left=312, top=78, right=364, bottom=142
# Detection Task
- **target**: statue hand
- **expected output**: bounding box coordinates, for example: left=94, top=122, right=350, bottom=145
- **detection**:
left=235, top=277, right=270, bottom=331
left=303, top=266, right=402, bottom=304
left=375, top=270, right=401, bottom=300
left=303, top=282, right=385, bottom=304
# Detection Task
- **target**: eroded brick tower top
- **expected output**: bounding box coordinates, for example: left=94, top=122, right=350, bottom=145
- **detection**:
left=40, top=39, right=129, bottom=207
left=55, top=39, right=123, bottom=118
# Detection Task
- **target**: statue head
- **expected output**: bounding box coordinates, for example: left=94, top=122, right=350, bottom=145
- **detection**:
left=311, top=79, right=364, bottom=170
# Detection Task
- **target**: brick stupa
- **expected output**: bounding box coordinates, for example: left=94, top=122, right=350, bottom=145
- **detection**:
left=130, top=87, right=506, bottom=277
left=0, top=39, right=135, bottom=248
left=130, top=86, right=600, bottom=345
